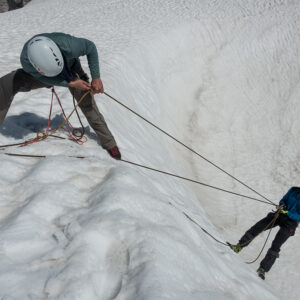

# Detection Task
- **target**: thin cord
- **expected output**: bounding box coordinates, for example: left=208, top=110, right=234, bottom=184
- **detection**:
left=104, top=92, right=275, bottom=205
left=120, top=159, right=274, bottom=206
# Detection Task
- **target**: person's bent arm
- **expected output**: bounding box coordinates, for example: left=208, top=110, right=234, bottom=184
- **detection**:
left=69, top=79, right=91, bottom=90
left=91, top=78, right=104, bottom=94
left=69, top=37, right=100, bottom=79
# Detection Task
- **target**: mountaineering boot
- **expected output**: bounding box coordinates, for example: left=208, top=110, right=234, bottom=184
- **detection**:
left=257, top=267, right=265, bottom=280
left=227, top=242, right=242, bottom=253
left=107, top=146, right=121, bottom=160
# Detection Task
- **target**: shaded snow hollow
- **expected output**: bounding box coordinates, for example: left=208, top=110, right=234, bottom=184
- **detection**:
left=0, top=0, right=299, bottom=299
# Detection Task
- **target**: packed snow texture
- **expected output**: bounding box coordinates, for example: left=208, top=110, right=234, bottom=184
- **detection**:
left=0, top=0, right=299, bottom=299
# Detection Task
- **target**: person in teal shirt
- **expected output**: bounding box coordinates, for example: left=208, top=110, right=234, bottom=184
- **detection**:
left=0, top=32, right=121, bottom=159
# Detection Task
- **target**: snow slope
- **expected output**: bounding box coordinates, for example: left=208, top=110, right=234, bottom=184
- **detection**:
left=0, top=0, right=299, bottom=299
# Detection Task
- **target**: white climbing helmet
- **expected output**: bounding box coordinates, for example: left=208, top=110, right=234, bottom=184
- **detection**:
left=27, top=36, right=64, bottom=77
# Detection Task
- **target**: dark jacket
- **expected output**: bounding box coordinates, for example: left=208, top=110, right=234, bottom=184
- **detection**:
left=280, top=187, right=300, bottom=222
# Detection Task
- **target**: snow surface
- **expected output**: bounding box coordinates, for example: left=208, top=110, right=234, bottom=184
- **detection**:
left=0, top=0, right=299, bottom=299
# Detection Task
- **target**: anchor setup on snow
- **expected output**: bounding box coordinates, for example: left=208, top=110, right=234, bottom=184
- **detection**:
left=0, top=88, right=88, bottom=149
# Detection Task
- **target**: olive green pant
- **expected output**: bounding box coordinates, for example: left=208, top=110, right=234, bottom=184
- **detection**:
left=0, top=69, right=116, bottom=149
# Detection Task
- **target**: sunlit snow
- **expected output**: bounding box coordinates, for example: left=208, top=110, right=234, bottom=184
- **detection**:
left=0, top=0, right=299, bottom=299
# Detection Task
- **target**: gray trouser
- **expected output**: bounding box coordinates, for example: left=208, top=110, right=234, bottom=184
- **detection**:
left=7, top=0, right=24, bottom=11
left=0, top=69, right=116, bottom=149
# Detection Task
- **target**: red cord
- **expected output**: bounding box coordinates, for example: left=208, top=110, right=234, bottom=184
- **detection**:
left=23, top=88, right=87, bottom=147
left=51, top=88, right=87, bottom=144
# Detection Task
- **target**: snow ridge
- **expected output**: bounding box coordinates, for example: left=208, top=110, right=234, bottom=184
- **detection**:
left=0, top=0, right=299, bottom=299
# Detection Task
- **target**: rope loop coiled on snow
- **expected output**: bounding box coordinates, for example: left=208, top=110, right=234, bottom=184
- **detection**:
left=0, top=88, right=90, bottom=149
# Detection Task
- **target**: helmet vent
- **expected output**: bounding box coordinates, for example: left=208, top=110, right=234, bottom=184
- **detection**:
left=27, top=36, right=64, bottom=77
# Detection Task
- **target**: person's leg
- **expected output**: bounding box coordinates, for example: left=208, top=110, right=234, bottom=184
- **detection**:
left=7, top=0, right=24, bottom=11
left=0, top=71, right=17, bottom=124
left=13, top=69, right=49, bottom=93
left=238, top=212, right=278, bottom=248
left=228, top=213, right=277, bottom=253
left=69, top=87, right=117, bottom=149
left=259, top=226, right=291, bottom=272
left=0, top=69, right=48, bottom=125
left=259, top=215, right=297, bottom=272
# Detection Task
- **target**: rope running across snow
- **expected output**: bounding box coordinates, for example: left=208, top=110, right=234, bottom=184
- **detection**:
left=3, top=147, right=276, bottom=264
left=0, top=90, right=275, bottom=205
left=0, top=89, right=274, bottom=205
left=120, top=159, right=273, bottom=206
left=1, top=89, right=278, bottom=262
left=104, top=92, right=276, bottom=206
left=0, top=89, right=275, bottom=206
left=1, top=151, right=273, bottom=207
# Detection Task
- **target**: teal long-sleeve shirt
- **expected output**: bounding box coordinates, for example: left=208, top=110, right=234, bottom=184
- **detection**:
left=20, top=32, right=100, bottom=87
